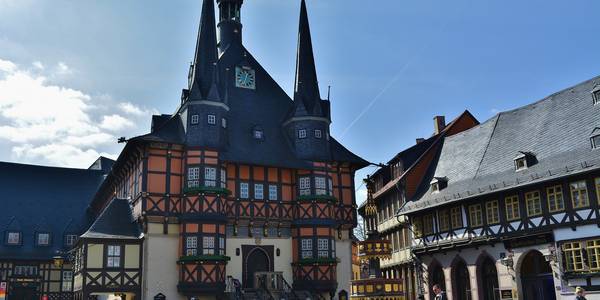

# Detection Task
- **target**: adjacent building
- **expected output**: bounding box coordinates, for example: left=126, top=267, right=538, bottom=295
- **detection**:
left=2, top=0, right=369, bottom=299
left=395, top=76, right=600, bottom=300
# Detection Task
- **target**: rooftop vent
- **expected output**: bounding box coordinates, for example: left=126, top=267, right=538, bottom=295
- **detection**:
left=416, top=138, right=425, bottom=144
left=514, top=151, right=537, bottom=171
left=430, top=177, right=448, bottom=193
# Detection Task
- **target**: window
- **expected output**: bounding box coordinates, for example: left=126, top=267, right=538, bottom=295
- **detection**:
left=107, top=245, right=121, bottom=268
left=485, top=201, right=499, bottom=224
left=468, top=204, right=483, bottom=227
left=299, top=177, right=311, bottom=196
left=315, top=177, right=327, bottom=195
left=253, top=129, right=264, bottom=139
left=317, top=238, right=329, bottom=258
left=547, top=185, right=565, bottom=212
left=570, top=181, right=589, bottom=208
left=525, top=191, right=542, bottom=216
left=412, top=218, right=423, bottom=238
left=592, top=134, right=600, bottom=149
left=204, top=167, right=216, bottom=187
left=450, top=207, right=462, bottom=229
left=222, top=117, right=227, bottom=128
left=7, top=232, right=21, bottom=245
left=268, top=185, right=278, bottom=201
left=191, top=114, right=199, bottom=125
left=594, top=89, right=600, bottom=105
left=328, top=178, right=333, bottom=196
left=219, top=237, right=225, bottom=255
left=438, top=210, right=449, bottom=232
left=186, top=236, right=198, bottom=256
left=254, top=184, right=264, bottom=200
left=301, top=239, right=313, bottom=259
left=188, top=167, right=200, bottom=188
left=207, top=114, right=216, bottom=125
left=563, top=242, right=584, bottom=271
left=588, top=239, right=600, bottom=271
left=62, top=271, right=73, bottom=291
left=298, top=129, right=307, bottom=139
left=431, top=182, right=440, bottom=193
left=514, top=157, right=527, bottom=171
left=423, top=214, right=434, bottom=235
left=240, top=182, right=249, bottom=199
left=220, top=169, right=227, bottom=188
left=203, top=236, right=215, bottom=255
left=37, top=233, right=50, bottom=246
left=505, top=196, right=520, bottom=221
left=65, top=234, right=78, bottom=246
left=314, top=130, right=322, bottom=139
left=13, top=265, right=38, bottom=276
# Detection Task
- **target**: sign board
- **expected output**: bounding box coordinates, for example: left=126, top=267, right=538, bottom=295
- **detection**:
left=500, top=289, right=513, bottom=299
left=503, top=233, right=553, bottom=250
left=0, top=282, right=6, bottom=300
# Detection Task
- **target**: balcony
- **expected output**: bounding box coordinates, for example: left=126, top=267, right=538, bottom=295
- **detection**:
left=350, top=278, right=404, bottom=300
left=380, top=249, right=412, bottom=268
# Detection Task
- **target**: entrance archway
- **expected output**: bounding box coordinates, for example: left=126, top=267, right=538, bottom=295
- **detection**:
left=520, top=251, right=556, bottom=300
left=477, top=256, right=499, bottom=300
left=242, top=246, right=274, bottom=289
left=452, top=258, right=471, bottom=300
left=428, top=261, right=445, bottom=300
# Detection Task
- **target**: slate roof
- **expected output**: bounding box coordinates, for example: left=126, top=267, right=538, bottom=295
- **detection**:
left=81, top=198, right=142, bottom=240
left=0, top=161, right=108, bottom=260
left=400, top=75, right=600, bottom=214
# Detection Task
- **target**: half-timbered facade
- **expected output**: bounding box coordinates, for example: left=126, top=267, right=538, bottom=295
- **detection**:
left=397, top=76, right=600, bottom=300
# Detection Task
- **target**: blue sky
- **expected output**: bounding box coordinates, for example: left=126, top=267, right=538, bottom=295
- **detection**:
left=1, top=0, right=599, bottom=203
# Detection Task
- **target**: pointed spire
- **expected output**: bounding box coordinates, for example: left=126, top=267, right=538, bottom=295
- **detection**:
left=293, top=0, right=322, bottom=115
left=190, top=0, right=219, bottom=100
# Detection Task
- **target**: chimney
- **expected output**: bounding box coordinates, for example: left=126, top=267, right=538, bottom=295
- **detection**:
left=416, top=138, right=425, bottom=144
left=433, top=115, right=446, bottom=135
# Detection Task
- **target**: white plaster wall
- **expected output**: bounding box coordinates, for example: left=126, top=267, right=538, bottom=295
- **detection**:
left=225, top=237, right=293, bottom=286
left=336, top=238, right=352, bottom=296
left=142, top=223, right=185, bottom=300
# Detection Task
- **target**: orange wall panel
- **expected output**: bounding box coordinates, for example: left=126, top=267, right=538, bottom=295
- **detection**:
left=281, top=169, right=292, bottom=183
left=316, top=227, right=330, bottom=236
left=204, top=150, right=218, bottom=157
left=341, top=174, right=351, bottom=187
left=171, top=158, right=182, bottom=173
left=239, top=165, right=250, bottom=180
left=202, top=224, right=216, bottom=233
left=253, top=167, right=265, bottom=181
left=300, top=228, right=312, bottom=236
left=342, top=188, right=353, bottom=205
left=170, top=175, right=182, bottom=194
left=282, top=185, right=292, bottom=201
left=204, top=158, right=218, bottom=165
left=148, top=156, right=167, bottom=172
left=187, top=157, right=201, bottom=164
left=186, top=223, right=199, bottom=233
left=268, top=168, right=278, bottom=182
left=147, top=173, right=166, bottom=193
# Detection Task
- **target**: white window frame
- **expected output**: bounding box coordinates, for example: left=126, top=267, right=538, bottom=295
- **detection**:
left=107, top=245, right=121, bottom=268
left=37, top=233, right=50, bottom=246
left=299, top=177, right=311, bottom=196
left=62, top=271, right=73, bottom=291
left=317, top=238, right=329, bottom=258
left=328, top=178, right=333, bottom=196
left=205, top=167, right=217, bottom=187
left=203, top=236, right=215, bottom=255
left=592, top=134, right=600, bottom=150
left=219, top=237, right=225, bottom=255
left=315, top=177, right=327, bottom=195
left=240, top=182, right=249, bottom=199
left=254, top=183, right=264, bottom=200
left=301, top=239, right=313, bottom=259
left=186, top=236, right=198, bottom=256
left=314, top=129, right=322, bottom=139
left=188, top=167, right=200, bottom=180
left=191, top=114, right=199, bottom=125
left=220, top=169, right=227, bottom=188
left=65, top=234, right=78, bottom=246
left=7, top=232, right=20, bottom=245
left=298, top=129, right=307, bottom=139
left=207, top=114, right=216, bottom=125
left=268, top=185, right=278, bottom=201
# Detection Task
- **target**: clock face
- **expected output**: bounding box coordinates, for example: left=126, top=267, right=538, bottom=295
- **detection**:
left=235, top=66, right=256, bottom=89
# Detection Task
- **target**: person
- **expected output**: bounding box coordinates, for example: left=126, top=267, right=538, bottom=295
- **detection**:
left=575, top=286, right=587, bottom=300
left=432, top=284, right=447, bottom=300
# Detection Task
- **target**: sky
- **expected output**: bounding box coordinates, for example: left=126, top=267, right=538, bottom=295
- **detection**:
left=1, top=0, right=600, bottom=205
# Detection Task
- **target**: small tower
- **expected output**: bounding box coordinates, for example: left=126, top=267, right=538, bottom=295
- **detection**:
left=284, top=0, right=331, bottom=161
left=216, top=0, right=243, bottom=54
left=181, top=0, right=229, bottom=149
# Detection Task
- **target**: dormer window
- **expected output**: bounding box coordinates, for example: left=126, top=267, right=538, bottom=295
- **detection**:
left=592, top=85, right=600, bottom=105
left=514, top=151, right=537, bottom=171
left=591, top=128, right=600, bottom=150
left=191, top=114, right=199, bottom=125
left=37, top=233, right=50, bottom=246
left=6, top=232, right=21, bottom=245
left=207, top=114, right=216, bottom=125
left=253, top=129, right=263, bottom=140
left=430, top=177, right=448, bottom=193
left=298, top=129, right=307, bottom=139
left=64, top=234, right=78, bottom=246
left=314, top=129, right=322, bottom=139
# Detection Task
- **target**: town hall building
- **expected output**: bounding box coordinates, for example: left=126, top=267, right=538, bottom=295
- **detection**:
left=0, top=0, right=368, bottom=299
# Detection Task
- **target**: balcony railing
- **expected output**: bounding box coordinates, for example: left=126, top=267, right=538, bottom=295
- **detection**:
left=350, top=278, right=404, bottom=300
left=357, top=240, right=392, bottom=260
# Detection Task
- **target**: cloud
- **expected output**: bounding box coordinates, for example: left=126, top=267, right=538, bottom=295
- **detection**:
left=32, top=61, right=44, bottom=70
left=0, top=58, right=155, bottom=168
left=56, top=62, right=72, bottom=75
left=100, top=114, right=135, bottom=131
left=119, top=101, right=158, bottom=116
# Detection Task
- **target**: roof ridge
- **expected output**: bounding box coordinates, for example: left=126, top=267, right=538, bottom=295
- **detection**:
left=0, top=160, right=102, bottom=172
